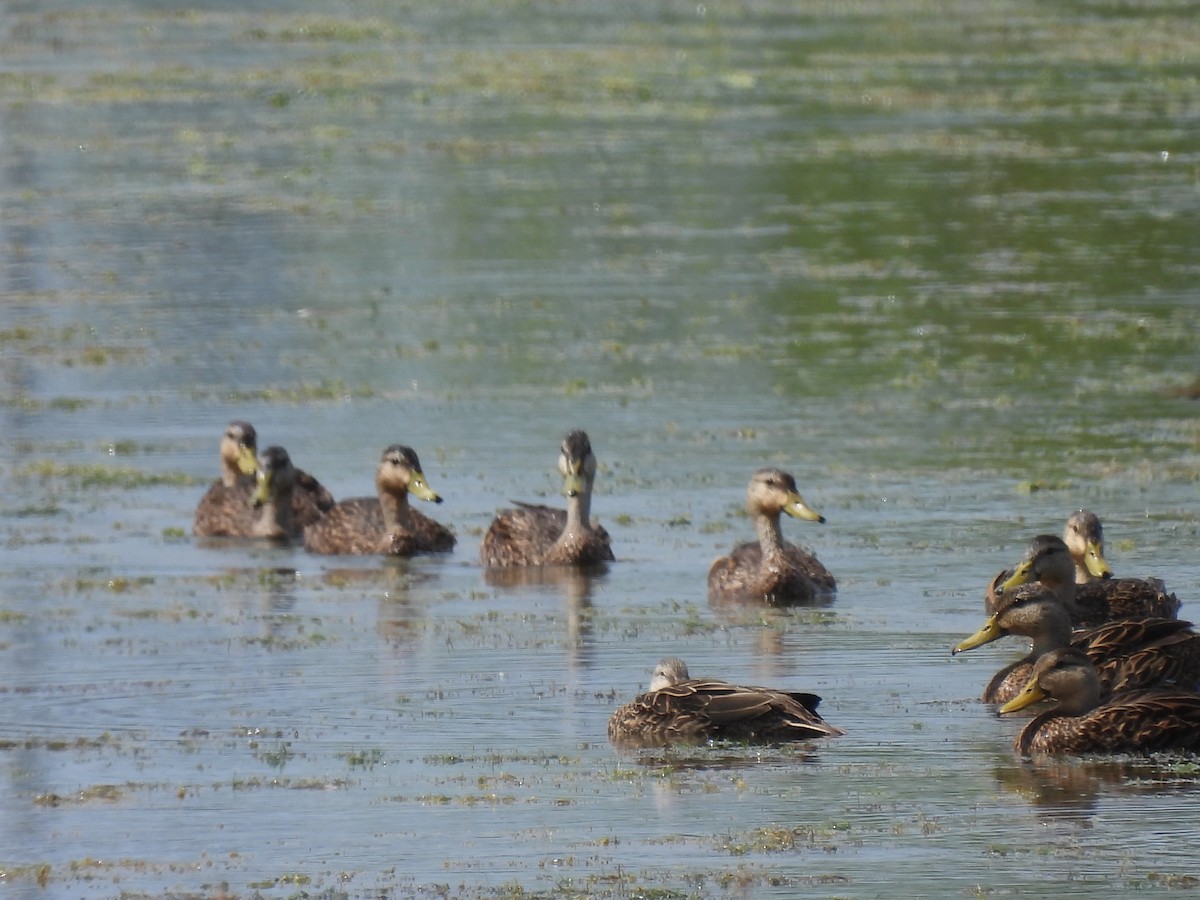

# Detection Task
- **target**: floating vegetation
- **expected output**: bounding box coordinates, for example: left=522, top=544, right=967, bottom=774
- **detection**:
left=218, top=379, right=378, bottom=404
left=15, top=461, right=198, bottom=490
left=35, top=784, right=126, bottom=806
left=341, top=747, right=384, bottom=769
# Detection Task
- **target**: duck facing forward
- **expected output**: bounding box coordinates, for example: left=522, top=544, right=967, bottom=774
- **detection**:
left=953, top=589, right=1200, bottom=704
left=1000, top=648, right=1200, bottom=757
left=1062, top=509, right=1113, bottom=583
left=194, top=420, right=334, bottom=537
left=608, top=657, right=844, bottom=747
left=303, top=445, right=455, bottom=556
left=992, top=534, right=1179, bottom=625
left=480, top=430, right=613, bottom=568
left=707, top=468, right=835, bottom=605
left=248, top=445, right=305, bottom=541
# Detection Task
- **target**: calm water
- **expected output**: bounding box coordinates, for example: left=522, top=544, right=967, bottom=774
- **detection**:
left=2, top=1, right=1200, bottom=897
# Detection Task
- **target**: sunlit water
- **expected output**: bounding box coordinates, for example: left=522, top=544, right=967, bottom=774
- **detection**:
left=2, top=1, right=1199, bottom=897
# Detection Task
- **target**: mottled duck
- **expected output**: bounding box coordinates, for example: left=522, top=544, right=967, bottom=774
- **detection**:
left=706, top=468, right=835, bottom=605
left=953, top=590, right=1200, bottom=704
left=193, top=420, right=333, bottom=536
left=608, top=657, right=844, bottom=747
left=247, top=445, right=305, bottom=541
left=989, top=534, right=1179, bottom=625
left=1000, top=648, right=1200, bottom=756
left=303, top=445, right=455, bottom=556
left=479, top=430, right=613, bottom=567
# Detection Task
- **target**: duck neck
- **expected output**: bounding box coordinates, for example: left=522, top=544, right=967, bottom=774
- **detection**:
left=755, top=510, right=786, bottom=559
left=253, top=486, right=295, bottom=538
left=1043, top=576, right=1080, bottom=617
left=378, top=487, right=411, bottom=531
left=1027, top=604, right=1074, bottom=657
left=1054, top=677, right=1103, bottom=716
left=221, top=455, right=243, bottom=488
left=563, top=479, right=593, bottom=536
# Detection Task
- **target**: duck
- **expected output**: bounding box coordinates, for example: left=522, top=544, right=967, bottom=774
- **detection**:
left=953, top=590, right=1200, bottom=703
left=1000, top=647, right=1200, bottom=756
left=607, top=657, right=844, bottom=747
left=193, top=420, right=334, bottom=536
left=303, top=445, right=455, bottom=556
left=247, top=445, right=304, bottom=540
left=480, top=430, right=613, bottom=567
left=989, top=534, right=1179, bottom=625
left=706, top=468, right=835, bottom=605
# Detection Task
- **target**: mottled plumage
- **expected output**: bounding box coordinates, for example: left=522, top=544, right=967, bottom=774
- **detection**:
left=954, top=590, right=1200, bottom=704
left=480, top=430, right=613, bottom=567
left=303, top=445, right=454, bottom=556
left=1001, top=648, right=1200, bottom=757
left=706, top=468, right=835, bottom=605
left=194, top=420, right=333, bottom=537
left=608, top=658, right=843, bottom=747
left=988, top=534, right=1179, bottom=625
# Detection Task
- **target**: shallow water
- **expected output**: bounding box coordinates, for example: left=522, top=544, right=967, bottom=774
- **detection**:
left=2, top=1, right=1200, bottom=897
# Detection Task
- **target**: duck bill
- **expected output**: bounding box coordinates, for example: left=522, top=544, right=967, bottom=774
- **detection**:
left=998, top=560, right=1035, bottom=593
left=235, top=444, right=259, bottom=477
left=562, top=468, right=585, bottom=499
left=252, top=469, right=272, bottom=508
left=783, top=493, right=825, bottom=523
left=1084, top=540, right=1113, bottom=579
left=998, top=679, right=1047, bottom=714
left=407, top=471, right=443, bottom=504
left=952, top=615, right=1005, bottom=655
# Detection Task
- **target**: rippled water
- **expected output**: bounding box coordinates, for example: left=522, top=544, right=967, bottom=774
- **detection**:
left=2, top=1, right=1200, bottom=897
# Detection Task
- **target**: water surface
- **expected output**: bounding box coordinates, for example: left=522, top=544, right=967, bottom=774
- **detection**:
left=2, top=1, right=1200, bottom=897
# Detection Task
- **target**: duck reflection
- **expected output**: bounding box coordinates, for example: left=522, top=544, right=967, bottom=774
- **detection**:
left=995, top=757, right=1200, bottom=824
left=482, top=563, right=607, bottom=667
left=212, top=566, right=299, bottom=640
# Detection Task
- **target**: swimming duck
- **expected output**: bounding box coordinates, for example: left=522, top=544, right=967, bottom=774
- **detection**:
left=193, top=420, right=334, bottom=536
left=247, top=445, right=304, bottom=540
left=990, top=535, right=1179, bottom=625
left=1000, top=647, right=1200, bottom=756
left=706, top=468, right=835, bottom=605
left=953, top=590, right=1200, bottom=703
left=303, top=445, right=455, bottom=556
left=607, top=657, right=844, bottom=747
left=480, top=430, right=613, bottom=567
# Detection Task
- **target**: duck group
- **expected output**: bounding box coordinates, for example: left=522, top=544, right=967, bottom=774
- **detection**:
left=193, top=420, right=1198, bottom=758
left=954, top=512, right=1200, bottom=756
left=193, top=421, right=830, bottom=595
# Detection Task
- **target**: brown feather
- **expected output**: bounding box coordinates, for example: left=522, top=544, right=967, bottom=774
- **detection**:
left=981, top=617, right=1200, bottom=704
left=964, top=588, right=1200, bottom=704
left=193, top=421, right=332, bottom=537
left=1007, top=648, right=1200, bottom=756
left=480, top=431, right=613, bottom=568
left=706, top=468, right=835, bottom=606
left=984, top=534, right=1179, bottom=625
left=608, top=658, right=843, bottom=748
left=303, top=445, right=454, bottom=557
